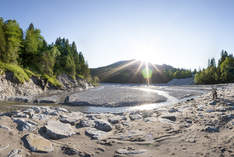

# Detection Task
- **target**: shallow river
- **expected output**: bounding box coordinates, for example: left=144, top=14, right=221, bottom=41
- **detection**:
left=2, top=83, right=217, bottom=113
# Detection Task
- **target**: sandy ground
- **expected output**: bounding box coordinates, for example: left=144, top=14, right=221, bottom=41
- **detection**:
left=0, top=84, right=233, bottom=157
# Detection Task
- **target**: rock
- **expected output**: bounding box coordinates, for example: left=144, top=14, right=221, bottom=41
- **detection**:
left=61, top=146, right=79, bottom=155
left=209, top=100, right=216, bottom=105
left=144, top=117, right=157, bottom=122
left=13, top=118, right=37, bottom=131
left=115, top=148, right=147, bottom=155
left=30, top=107, right=41, bottom=113
left=55, top=107, right=69, bottom=113
left=40, top=107, right=59, bottom=116
left=7, top=149, right=22, bottom=157
left=24, top=133, right=54, bottom=153
left=108, top=116, right=123, bottom=124
left=36, top=95, right=59, bottom=104
left=160, top=115, right=176, bottom=122
left=45, top=120, right=76, bottom=139
left=129, top=114, right=142, bottom=121
left=76, top=119, right=95, bottom=128
left=168, top=108, right=178, bottom=113
left=206, top=109, right=215, bottom=113
left=85, top=128, right=108, bottom=140
left=8, top=96, right=32, bottom=103
left=202, top=126, right=219, bottom=133
left=60, top=112, right=83, bottom=125
left=216, top=106, right=227, bottom=112
left=13, top=112, right=29, bottom=118
left=94, top=120, right=112, bottom=132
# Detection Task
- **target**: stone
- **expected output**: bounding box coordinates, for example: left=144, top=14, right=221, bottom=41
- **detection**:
left=7, top=149, right=22, bottom=157
left=209, top=100, right=216, bottom=105
left=60, top=112, right=83, bottom=125
left=94, top=120, right=112, bottom=132
left=108, top=116, right=123, bottom=124
left=36, top=95, right=59, bottom=104
left=13, top=112, right=29, bottom=118
left=13, top=118, right=37, bottom=131
left=129, top=114, right=142, bottom=121
left=115, top=148, right=147, bottom=155
left=61, top=146, right=79, bottom=155
left=24, top=133, right=54, bottom=153
left=77, top=119, right=95, bottom=128
left=160, top=115, right=176, bottom=122
left=85, top=128, right=108, bottom=140
left=45, top=120, right=76, bottom=139
left=168, top=108, right=178, bottom=113
left=202, top=126, right=219, bottom=133
left=8, top=96, right=32, bottom=103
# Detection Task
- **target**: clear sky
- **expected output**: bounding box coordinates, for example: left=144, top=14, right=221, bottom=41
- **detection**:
left=1, top=0, right=234, bottom=69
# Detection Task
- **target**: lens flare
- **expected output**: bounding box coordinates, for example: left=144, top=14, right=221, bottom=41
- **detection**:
left=141, top=62, right=152, bottom=85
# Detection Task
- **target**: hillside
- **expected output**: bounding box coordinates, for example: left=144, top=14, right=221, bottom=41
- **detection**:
left=91, top=60, right=192, bottom=84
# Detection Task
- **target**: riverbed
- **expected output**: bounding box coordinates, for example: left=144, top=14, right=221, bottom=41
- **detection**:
left=0, top=83, right=221, bottom=113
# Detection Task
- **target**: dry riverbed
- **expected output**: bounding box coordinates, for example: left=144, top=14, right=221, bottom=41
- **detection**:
left=0, top=84, right=233, bottom=157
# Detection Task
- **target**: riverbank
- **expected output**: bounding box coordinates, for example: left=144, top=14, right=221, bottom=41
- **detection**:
left=0, top=84, right=233, bottom=157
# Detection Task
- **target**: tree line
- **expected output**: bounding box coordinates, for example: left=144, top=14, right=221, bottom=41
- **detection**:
left=0, top=17, right=92, bottom=86
left=194, top=50, right=234, bottom=84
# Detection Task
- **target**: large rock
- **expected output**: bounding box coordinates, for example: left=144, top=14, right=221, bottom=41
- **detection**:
left=13, top=118, right=37, bottom=131
left=94, top=120, right=112, bottom=132
left=129, top=114, right=142, bottom=121
left=45, top=120, right=76, bottom=139
left=35, top=95, right=59, bottom=104
left=85, top=128, right=108, bottom=140
left=24, top=133, right=54, bottom=153
left=60, top=112, right=83, bottom=125
left=115, top=148, right=147, bottom=155
left=77, top=119, right=95, bottom=128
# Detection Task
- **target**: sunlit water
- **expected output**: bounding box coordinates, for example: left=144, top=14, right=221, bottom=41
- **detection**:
left=63, top=85, right=185, bottom=113
left=10, top=84, right=208, bottom=113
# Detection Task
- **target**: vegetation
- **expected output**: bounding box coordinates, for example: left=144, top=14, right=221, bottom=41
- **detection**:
left=0, top=17, right=92, bottom=86
left=194, top=50, right=234, bottom=84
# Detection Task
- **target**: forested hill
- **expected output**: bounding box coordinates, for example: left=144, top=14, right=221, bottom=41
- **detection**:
left=91, top=60, right=192, bottom=84
left=0, top=17, right=94, bottom=87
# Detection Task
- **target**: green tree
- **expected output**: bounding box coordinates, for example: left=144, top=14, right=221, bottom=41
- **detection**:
left=2, top=20, right=23, bottom=63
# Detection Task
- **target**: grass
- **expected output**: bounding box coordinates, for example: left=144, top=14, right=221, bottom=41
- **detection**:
left=42, top=74, right=62, bottom=87
left=0, top=62, right=62, bottom=87
left=24, top=69, right=41, bottom=78
left=0, top=61, right=30, bottom=83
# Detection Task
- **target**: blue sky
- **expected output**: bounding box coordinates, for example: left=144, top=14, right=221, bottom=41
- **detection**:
left=1, top=0, right=234, bottom=69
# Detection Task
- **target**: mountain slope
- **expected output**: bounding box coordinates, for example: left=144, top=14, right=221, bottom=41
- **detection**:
left=91, top=60, right=191, bottom=84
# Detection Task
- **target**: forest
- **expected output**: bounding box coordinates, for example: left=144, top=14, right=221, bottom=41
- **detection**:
left=0, top=17, right=92, bottom=87
left=195, top=50, right=234, bottom=84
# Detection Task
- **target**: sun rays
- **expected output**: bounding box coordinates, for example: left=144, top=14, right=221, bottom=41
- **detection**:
left=103, top=59, right=161, bottom=85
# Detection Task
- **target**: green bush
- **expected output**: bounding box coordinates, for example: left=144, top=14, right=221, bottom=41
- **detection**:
left=0, top=61, right=29, bottom=83
left=42, top=74, right=62, bottom=87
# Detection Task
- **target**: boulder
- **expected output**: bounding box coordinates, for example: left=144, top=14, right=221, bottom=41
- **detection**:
left=85, top=128, right=108, bottom=140
left=76, top=119, right=95, bottom=128
left=115, top=148, right=147, bottom=155
left=94, top=120, right=112, bottom=132
left=24, top=133, right=54, bottom=153
left=45, top=120, right=76, bottom=139
left=129, top=114, right=142, bottom=121
left=202, top=126, right=219, bottom=133
left=60, top=112, right=83, bottom=125
left=13, top=118, right=37, bottom=131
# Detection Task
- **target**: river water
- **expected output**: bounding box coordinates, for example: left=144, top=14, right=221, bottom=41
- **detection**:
left=2, top=83, right=215, bottom=113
